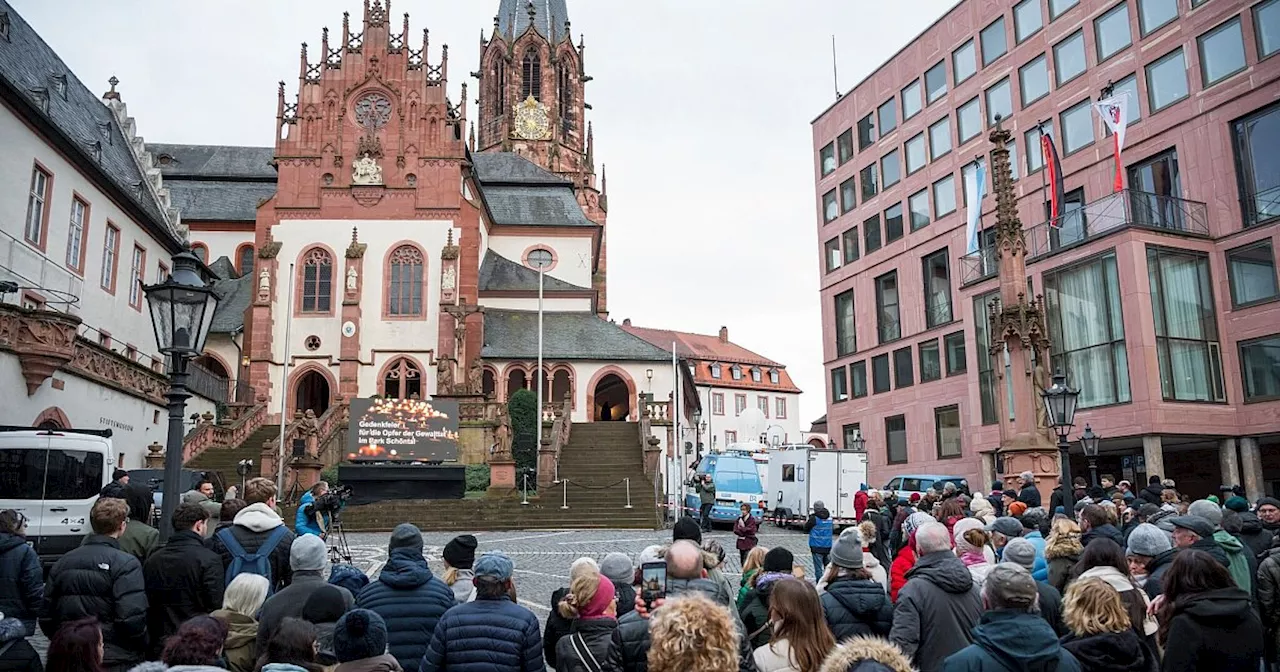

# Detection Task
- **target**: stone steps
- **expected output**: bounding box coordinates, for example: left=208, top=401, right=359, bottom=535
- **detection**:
left=287, top=497, right=658, bottom=531
left=186, top=425, right=279, bottom=487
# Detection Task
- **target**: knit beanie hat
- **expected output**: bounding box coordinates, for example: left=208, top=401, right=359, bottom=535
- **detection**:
left=763, top=547, right=794, bottom=573
left=600, top=552, right=633, bottom=583
left=1126, top=523, right=1172, bottom=557
left=443, top=535, right=478, bottom=569
left=1008, top=501, right=1028, bottom=517
left=829, top=527, right=865, bottom=569
left=637, top=545, right=664, bottom=569
left=1001, top=537, right=1037, bottom=570
left=672, top=516, right=702, bottom=544
left=1259, top=497, right=1280, bottom=511
left=388, top=523, right=424, bottom=553
left=1224, top=496, right=1250, bottom=513
left=902, top=512, right=934, bottom=540
left=580, top=573, right=617, bottom=620
left=290, top=534, right=328, bottom=572
left=1187, top=499, right=1224, bottom=528
left=301, top=585, right=348, bottom=625
left=333, top=608, right=387, bottom=663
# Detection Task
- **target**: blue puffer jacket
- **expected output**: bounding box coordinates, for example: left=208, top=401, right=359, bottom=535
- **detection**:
left=1023, top=530, right=1049, bottom=582
left=417, top=596, right=545, bottom=672
left=294, top=491, right=328, bottom=537
left=356, top=548, right=456, bottom=671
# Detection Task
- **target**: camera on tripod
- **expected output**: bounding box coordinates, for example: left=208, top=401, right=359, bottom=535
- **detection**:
left=314, top=484, right=353, bottom=515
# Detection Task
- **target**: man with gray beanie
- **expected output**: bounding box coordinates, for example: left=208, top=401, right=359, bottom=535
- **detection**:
left=600, top=552, right=636, bottom=617
left=942, top=564, right=1081, bottom=672
left=257, top=533, right=353, bottom=650
left=1000, top=537, right=1064, bottom=636
left=356, top=523, right=456, bottom=671
left=819, top=527, right=893, bottom=642
left=1125, top=522, right=1174, bottom=599
left=1188, top=499, right=1255, bottom=594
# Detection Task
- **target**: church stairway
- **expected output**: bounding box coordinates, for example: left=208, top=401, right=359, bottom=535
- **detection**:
left=186, top=424, right=279, bottom=490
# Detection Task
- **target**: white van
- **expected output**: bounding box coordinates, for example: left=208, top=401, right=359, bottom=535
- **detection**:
left=0, top=427, right=114, bottom=565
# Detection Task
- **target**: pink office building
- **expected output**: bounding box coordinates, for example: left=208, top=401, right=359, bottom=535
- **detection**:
left=813, top=0, right=1280, bottom=498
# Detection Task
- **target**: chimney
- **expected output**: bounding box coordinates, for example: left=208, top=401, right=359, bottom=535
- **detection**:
left=718, top=326, right=728, bottom=343
left=622, top=318, right=631, bottom=326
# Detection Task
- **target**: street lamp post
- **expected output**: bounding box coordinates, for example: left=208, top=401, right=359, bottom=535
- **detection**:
left=527, top=250, right=553, bottom=433
left=144, top=249, right=219, bottom=542
left=1079, top=424, right=1101, bottom=489
left=1041, top=371, right=1081, bottom=515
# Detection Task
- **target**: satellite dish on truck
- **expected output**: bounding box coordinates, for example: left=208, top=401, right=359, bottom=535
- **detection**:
left=740, top=408, right=766, bottom=441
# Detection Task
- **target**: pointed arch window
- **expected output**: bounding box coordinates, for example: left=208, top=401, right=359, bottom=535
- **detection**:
left=522, top=48, right=541, bottom=101
left=492, top=59, right=507, bottom=118
left=382, top=358, right=422, bottom=399
left=557, top=61, right=574, bottom=134
left=237, top=244, right=255, bottom=277
left=387, top=245, right=425, bottom=316
left=300, top=247, right=333, bottom=313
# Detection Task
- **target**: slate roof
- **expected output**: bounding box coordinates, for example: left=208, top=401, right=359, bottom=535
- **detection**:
left=482, top=310, right=672, bottom=361
left=210, top=273, right=252, bottom=334
left=482, top=185, right=595, bottom=227
left=479, top=250, right=589, bottom=292
left=495, top=0, right=571, bottom=43
left=0, top=1, right=178, bottom=247
left=165, top=179, right=276, bottom=222
left=148, top=144, right=277, bottom=179
left=472, top=153, right=569, bottom=186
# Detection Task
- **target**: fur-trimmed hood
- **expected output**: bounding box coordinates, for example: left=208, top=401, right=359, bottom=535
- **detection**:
left=1044, top=531, right=1083, bottom=560
left=818, top=635, right=916, bottom=672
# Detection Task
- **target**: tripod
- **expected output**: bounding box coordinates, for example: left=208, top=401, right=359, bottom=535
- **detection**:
left=326, top=513, right=352, bottom=564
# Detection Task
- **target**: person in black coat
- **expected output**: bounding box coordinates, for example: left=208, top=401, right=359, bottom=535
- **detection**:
left=1016, top=471, right=1042, bottom=508
left=355, top=524, right=455, bottom=672
left=544, top=558, right=601, bottom=668
left=1135, top=476, right=1165, bottom=506
left=819, top=527, right=892, bottom=641
left=1079, top=505, right=1124, bottom=548
left=554, top=573, right=618, bottom=672
left=1060, top=577, right=1158, bottom=672
left=0, top=511, right=41, bottom=636
left=0, top=616, right=41, bottom=672
left=39, top=498, right=148, bottom=672
left=142, top=502, right=224, bottom=657
left=1157, top=549, right=1264, bottom=672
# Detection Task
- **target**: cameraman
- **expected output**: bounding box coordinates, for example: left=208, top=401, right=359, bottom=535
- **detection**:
left=295, top=481, right=331, bottom=537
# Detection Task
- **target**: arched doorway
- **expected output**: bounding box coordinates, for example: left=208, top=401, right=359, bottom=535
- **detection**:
left=505, top=368, right=527, bottom=401
left=482, top=368, right=497, bottom=398
left=593, top=373, right=630, bottom=421
left=551, top=369, right=572, bottom=406
left=295, top=370, right=331, bottom=416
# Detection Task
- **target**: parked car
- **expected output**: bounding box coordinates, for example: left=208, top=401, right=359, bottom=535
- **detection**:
left=882, top=474, right=970, bottom=504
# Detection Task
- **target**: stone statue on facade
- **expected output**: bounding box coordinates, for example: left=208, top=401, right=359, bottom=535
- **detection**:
left=468, top=357, right=484, bottom=395
left=258, top=269, right=270, bottom=300
left=493, top=404, right=512, bottom=460
left=1033, top=354, right=1052, bottom=433
left=294, top=409, right=321, bottom=459
left=346, top=266, right=358, bottom=292
left=436, top=354, right=455, bottom=393
left=351, top=153, right=383, bottom=185
left=441, top=266, right=456, bottom=291
left=454, top=319, right=467, bottom=361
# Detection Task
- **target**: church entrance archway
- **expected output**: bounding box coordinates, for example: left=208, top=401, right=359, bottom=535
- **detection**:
left=295, top=370, right=331, bottom=416
left=593, top=373, right=630, bottom=421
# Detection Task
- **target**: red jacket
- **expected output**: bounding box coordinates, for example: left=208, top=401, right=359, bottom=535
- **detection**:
left=890, top=537, right=917, bottom=602
left=733, top=514, right=759, bottom=551
left=854, top=490, right=869, bottom=521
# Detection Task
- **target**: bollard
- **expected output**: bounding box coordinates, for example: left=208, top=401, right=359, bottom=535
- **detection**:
left=561, top=479, right=569, bottom=509
left=521, top=473, right=529, bottom=506
left=624, top=477, right=633, bottom=509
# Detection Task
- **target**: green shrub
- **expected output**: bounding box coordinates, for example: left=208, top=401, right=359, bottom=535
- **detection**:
left=508, top=389, right=538, bottom=479
left=320, top=464, right=342, bottom=487
left=466, top=464, right=491, bottom=491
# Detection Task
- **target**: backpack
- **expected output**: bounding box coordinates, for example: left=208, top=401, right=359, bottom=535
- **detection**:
left=218, top=525, right=289, bottom=592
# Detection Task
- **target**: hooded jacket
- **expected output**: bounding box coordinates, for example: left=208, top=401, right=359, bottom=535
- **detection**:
left=1044, top=532, right=1083, bottom=594
left=1212, top=530, right=1255, bottom=594
left=940, top=609, right=1081, bottom=672
left=1141, top=548, right=1176, bottom=600
left=1189, top=535, right=1231, bottom=569
left=553, top=618, right=616, bottom=672
left=0, top=617, right=40, bottom=672
left=1237, top=511, right=1275, bottom=560
left=889, top=539, right=916, bottom=602
left=889, top=551, right=983, bottom=672
left=355, top=547, right=455, bottom=672
left=210, top=608, right=258, bottom=672
left=1136, top=483, right=1164, bottom=506
left=817, top=635, right=915, bottom=672
left=1161, top=587, right=1264, bottom=672
left=1022, top=530, right=1049, bottom=582
left=1081, top=523, right=1123, bottom=548
left=142, top=529, right=225, bottom=656
left=740, top=572, right=789, bottom=649
left=606, top=577, right=754, bottom=672
left=257, top=572, right=353, bottom=651
left=40, top=535, right=149, bottom=671
left=206, top=503, right=296, bottom=592
left=1060, top=629, right=1158, bottom=672
left=820, top=576, right=894, bottom=641
left=0, top=532, right=41, bottom=636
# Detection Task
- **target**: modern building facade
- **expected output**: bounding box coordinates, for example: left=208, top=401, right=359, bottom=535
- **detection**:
left=813, top=0, right=1280, bottom=498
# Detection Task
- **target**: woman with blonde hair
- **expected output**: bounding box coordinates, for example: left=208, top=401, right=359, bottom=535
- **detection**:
left=1045, top=517, right=1084, bottom=593
left=753, top=578, right=837, bottom=672
left=440, top=534, right=477, bottom=604
left=544, top=557, right=599, bottom=668
left=1059, top=578, right=1159, bottom=672
left=738, top=546, right=768, bottom=608
left=211, top=573, right=270, bottom=672
left=648, top=593, right=739, bottom=672
left=553, top=572, right=618, bottom=672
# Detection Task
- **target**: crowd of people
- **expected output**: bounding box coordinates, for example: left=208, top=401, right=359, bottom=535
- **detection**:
left=1, top=472, right=1278, bottom=671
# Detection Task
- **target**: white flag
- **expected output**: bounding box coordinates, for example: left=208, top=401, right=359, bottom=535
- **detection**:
left=1095, top=95, right=1129, bottom=150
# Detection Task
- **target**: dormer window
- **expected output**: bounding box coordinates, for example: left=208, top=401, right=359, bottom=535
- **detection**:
left=731, top=365, right=742, bottom=380
left=49, top=74, right=67, bottom=100
left=710, top=363, right=721, bottom=379
left=770, top=369, right=780, bottom=384
left=751, top=368, right=762, bottom=383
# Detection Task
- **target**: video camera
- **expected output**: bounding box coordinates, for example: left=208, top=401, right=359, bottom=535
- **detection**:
left=314, top=484, right=353, bottom=515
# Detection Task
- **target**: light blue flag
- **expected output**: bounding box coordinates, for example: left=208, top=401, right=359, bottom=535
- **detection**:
left=964, top=160, right=987, bottom=254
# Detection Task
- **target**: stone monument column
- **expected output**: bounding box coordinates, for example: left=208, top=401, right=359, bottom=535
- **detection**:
left=340, top=227, right=366, bottom=399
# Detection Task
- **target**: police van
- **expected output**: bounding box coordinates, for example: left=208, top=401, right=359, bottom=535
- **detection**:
left=0, top=426, right=114, bottom=565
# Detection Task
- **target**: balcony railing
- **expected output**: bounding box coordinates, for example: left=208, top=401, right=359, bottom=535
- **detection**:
left=877, top=312, right=901, bottom=344
left=959, top=189, right=1209, bottom=285
left=0, top=227, right=83, bottom=314
left=188, top=360, right=232, bottom=404
left=1244, top=184, right=1280, bottom=228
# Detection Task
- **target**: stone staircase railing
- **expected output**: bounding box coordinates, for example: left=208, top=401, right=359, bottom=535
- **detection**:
left=181, top=401, right=269, bottom=464
left=537, top=393, right=573, bottom=488
left=261, top=398, right=349, bottom=484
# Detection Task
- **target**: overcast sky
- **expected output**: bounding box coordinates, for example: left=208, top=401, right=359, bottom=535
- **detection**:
left=13, top=0, right=957, bottom=425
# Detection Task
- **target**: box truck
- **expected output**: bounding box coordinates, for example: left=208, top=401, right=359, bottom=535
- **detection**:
left=766, top=444, right=867, bottom=528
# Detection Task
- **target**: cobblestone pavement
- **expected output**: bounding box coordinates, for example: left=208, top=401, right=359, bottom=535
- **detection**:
left=32, top=525, right=816, bottom=660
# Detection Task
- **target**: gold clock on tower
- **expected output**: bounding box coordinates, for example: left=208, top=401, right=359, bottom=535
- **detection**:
left=512, top=95, right=552, bottom=140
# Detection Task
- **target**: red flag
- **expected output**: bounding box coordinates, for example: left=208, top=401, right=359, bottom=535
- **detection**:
left=1041, top=128, right=1065, bottom=228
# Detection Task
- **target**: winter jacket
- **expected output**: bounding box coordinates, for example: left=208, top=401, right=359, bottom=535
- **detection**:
left=940, top=609, right=1081, bottom=672
left=734, top=514, right=759, bottom=552
left=125, top=663, right=229, bottom=672
left=606, top=577, right=754, bottom=672
left=258, top=572, right=353, bottom=651
left=1060, top=630, right=1158, bottom=672
left=1258, top=548, right=1280, bottom=661
left=889, top=551, right=984, bottom=672
left=206, top=503, right=297, bottom=592
left=1141, top=549, right=1176, bottom=600
left=1189, top=536, right=1231, bottom=568
left=294, top=491, right=325, bottom=537
left=1212, top=530, right=1254, bottom=594
left=697, top=480, right=717, bottom=505
left=1081, top=523, right=1124, bottom=548
left=1136, top=484, right=1164, bottom=506
left=210, top=608, right=258, bottom=672
left=112, top=519, right=159, bottom=563
left=612, top=580, right=636, bottom=618
left=817, top=635, right=916, bottom=672
left=40, top=535, right=149, bottom=671
left=820, top=577, right=893, bottom=641
left=0, top=617, right=41, bottom=672
left=889, top=543, right=916, bottom=602
left=1022, top=530, right=1049, bottom=582
left=805, top=508, right=834, bottom=551
left=1077, top=566, right=1156, bottom=639
left=855, top=490, right=870, bottom=522
left=446, top=569, right=475, bottom=604
left=180, top=491, right=222, bottom=537
left=1018, top=483, right=1042, bottom=508
left=333, top=654, right=402, bottom=672
left=754, top=639, right=802, bottom=672
left=355, top=547, right=454, bottom=672
left=1161, top=587, right=1264, bottom=672
left=0, top=533, right=42, bottom=636
left=1029, top=580, right=1065, bottom=636
left=417, top=596, right=544, bottom=672
left=552, top=618, right=615, bottom=672
left=740, top=572, right=790, bottom=649
left=1238, top=512, right=1274, bottom=560
left=738, top=569, right=759, bottom=609
left=142, top=530, right=225, bottom=656
left=1044, top=532, right=1083, bottom=594
left=543, top=586, right=572, bottom=668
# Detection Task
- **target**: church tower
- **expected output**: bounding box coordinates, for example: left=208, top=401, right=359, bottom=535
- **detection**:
left=474, top=0, right=609, bottom=315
